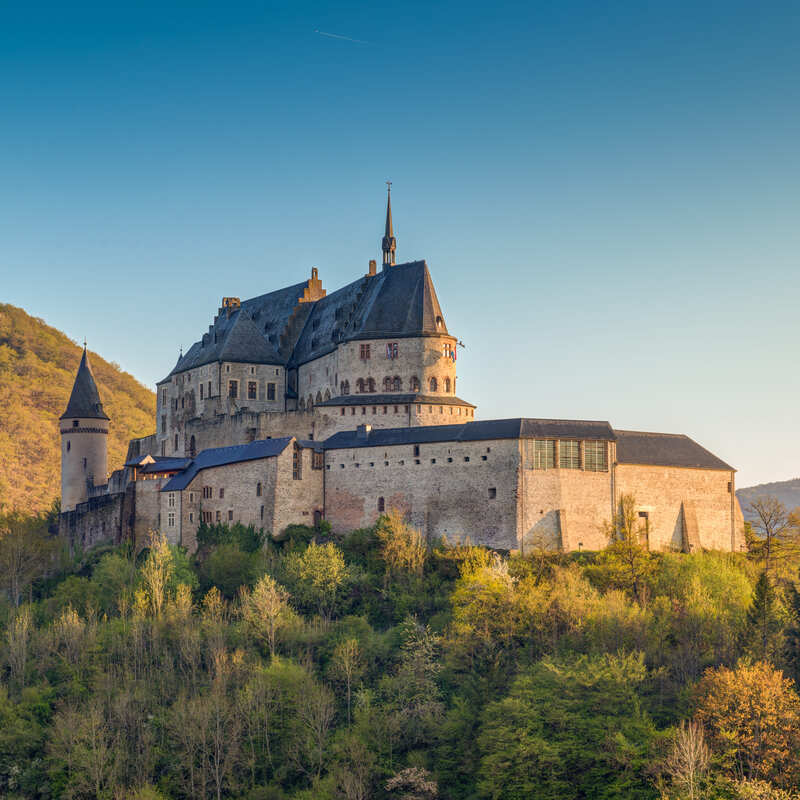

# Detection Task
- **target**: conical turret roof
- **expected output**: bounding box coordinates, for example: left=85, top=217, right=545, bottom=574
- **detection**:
left=60, top=348, right=110, bottom=420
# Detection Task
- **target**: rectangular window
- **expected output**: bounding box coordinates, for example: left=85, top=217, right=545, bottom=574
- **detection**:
left=219, top=487, right=224, bottom=499
left=200, top=384, right=204, bottom=400
left=526, top=439, right=555, bottom=470
left=267, top=382, right=276, bottom=401
left=378, top=496, right=385, bottom=512
left=488, top=487, right=497, bottom=499
left=312, top=451, right=324, bottom=470
left=202, top=486, right=212, bottom=499
left=207, top=380, right=212, bottom=397
left=228, top=380, right=238, bottom=399
left=293, top=445, right=302, bottom=480
left=161, top=389, right=167, bottom=407
left=161, top=415, right=166, bottom=434
left=228, top=510, right=233, bottom=521
left=260, top=505, right=264, bottom=520
left=168, top=512, right=175, bottom=526
left=189, top=512, right=193, bottom=523
left=559, top=440, right=580, bottom=469
left=360, top=343, right=371, bottom=360
left=168, top=493, right=175, bottom=508
left=216, top=510, right=221, bottom=522
left=583, top=441, right=608, bottom=472
left=248, top=381, right=257, bottom=400
left=386, top=342, right=398, bottom=359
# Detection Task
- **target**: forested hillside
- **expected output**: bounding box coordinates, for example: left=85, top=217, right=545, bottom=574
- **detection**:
left=3, top=508, right=800, bottom=799
left=738, top=478, right=800, bottom=520
left=0, top=304, right=155, bottom=513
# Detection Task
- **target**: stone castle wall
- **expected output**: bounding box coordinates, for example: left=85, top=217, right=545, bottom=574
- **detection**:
left=324, top=438, right=519, bottom=548
left=60, top=416, right=109, bottom=511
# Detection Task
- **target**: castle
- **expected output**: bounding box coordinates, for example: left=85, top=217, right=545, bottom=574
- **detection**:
left=59, top=189, right=745, bottom=554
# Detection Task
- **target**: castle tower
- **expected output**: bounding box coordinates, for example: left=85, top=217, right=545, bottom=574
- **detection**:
left=59, top=346, right=110, bottom=511
left=381, top=181, right=396, bottom=267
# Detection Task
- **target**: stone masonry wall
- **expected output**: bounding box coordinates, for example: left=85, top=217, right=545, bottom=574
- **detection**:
left=615, top=463, right=742, bottom=551
left=324, top=438, right=519, bottom=548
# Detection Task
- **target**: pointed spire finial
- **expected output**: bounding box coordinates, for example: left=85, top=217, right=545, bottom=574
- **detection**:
left=382, top=181, right=396, bottom=267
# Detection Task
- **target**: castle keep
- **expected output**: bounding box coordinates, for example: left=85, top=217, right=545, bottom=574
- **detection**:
left=59, top=189, right=745, bottom=553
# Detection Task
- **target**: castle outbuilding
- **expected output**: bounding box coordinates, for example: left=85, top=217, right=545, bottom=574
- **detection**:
left=59, top=188, right=745, bottom=554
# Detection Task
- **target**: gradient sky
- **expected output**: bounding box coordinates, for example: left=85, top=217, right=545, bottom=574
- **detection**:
left=2, top=0, right=799, bottom=488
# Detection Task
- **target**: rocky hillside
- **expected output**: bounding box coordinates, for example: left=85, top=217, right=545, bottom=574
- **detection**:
left=0, top=304, right=155, bottom=513
left=737, top=478, right=800, bottom=521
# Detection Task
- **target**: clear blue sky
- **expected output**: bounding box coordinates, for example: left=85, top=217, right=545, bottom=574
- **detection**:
left=2, top=1, right=799, bottom=487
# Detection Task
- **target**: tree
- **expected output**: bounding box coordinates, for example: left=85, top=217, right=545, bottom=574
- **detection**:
left=747, top=497, right=800, bottom=578
left=5, top=605, right=33, bottom=689
left=330, top=637, right=364, bottom=725
left=375, top=509, right=427, bottom=579
left=283, top=541, right=350, bottom=621
left=664, top=720, right=710, bottom=800
left=0, top=511, right=54, bottom=605
left=385, top=767, right=438, bottom=799
left=743, top=572, right=784, bottom=664
left=694, top=661, right=800, bottom=785
left=240, top=574, right=292, bottom=658
left=591, top=494, right=655, bottom=602
left=477, top=651, right=658, bottom=800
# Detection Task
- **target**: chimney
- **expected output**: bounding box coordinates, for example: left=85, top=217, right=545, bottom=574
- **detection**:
left=356, top=424, right=372, bottom=440
left=367, top=259, right=377, bottom=277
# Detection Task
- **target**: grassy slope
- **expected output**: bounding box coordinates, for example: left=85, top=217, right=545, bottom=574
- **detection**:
left=0, top=303, right=156, bottom=513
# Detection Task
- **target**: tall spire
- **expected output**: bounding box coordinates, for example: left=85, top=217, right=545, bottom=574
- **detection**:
left=381, top=181, right=396, bottom=267
left=60, top=346, right=109, bottom=420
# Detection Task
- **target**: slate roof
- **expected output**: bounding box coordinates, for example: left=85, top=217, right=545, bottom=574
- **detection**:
left=141, top=457, right=191, bottom=474
left=61, top=349, right=110, bottom=420
left=323, top=418, right=616, bottom=450
left=161, top=438, right=293, bottom=492
left=317, top=393, right=475, bottom=408
left=162, top=260, right=451, bottom=381
left=615, top=430, right=734, bottom=471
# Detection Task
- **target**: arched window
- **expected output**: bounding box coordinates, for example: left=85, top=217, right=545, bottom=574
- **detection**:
left=341, top=380, right=350, bottom=395
left=315, top=391, right=322, bottom=404
left=324, top=389, right=331, bottom=401
left=367, top=377, right=376, bottom=392
left=256, top=482, right=262, bottom=497
left=308, top=394, right=314, bottom=410
left=393, top=376, right=402, bottom=391
left=356, top=378, right=365, bottom=393
left=444, top=377, right=451, bottom=393
left=410, top=376, right=420, bottom=392
left=189, top=435, right=196, bottom=457
left=429, top=377, right=438, bottom=392
left=383, top=376, right=393, bottom=392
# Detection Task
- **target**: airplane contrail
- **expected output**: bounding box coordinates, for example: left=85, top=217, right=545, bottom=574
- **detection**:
left=315, top=30, right=370, bottom=45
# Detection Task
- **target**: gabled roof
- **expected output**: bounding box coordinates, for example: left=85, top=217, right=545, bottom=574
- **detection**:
left=161, top=437, right=293, bottom=492
left=60, top=349, right=110, bottom=420
left=323, top=418, right=616, bottom=450
left=615, top=430, right=734, bottom=471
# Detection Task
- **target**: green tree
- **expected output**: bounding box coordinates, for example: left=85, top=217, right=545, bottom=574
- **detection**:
left=283, top=541, right=350, bottom=621
left=747, top=497, right=800, bottom=579
left=743, top=572, right=784, bottom=664
left=240, top=574, right=293, bottom=658
left=477, top=651, right=658, bottom=800
left=375, top=509, right=427, bottom=579
left=590, top=494, right=655, bottom=602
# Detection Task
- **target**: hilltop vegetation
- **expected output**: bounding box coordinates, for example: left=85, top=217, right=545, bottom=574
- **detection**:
left=0, top=304, right=155, bottom=513
left=3, top=506, right=800, bottom=799
left=739, top=479, right=800, bottom=521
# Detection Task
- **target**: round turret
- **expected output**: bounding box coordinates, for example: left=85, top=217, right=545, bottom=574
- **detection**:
left=60, top=347, right=110, bottom=511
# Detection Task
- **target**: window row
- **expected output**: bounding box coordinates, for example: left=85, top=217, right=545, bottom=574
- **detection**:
left=226, top=380, right=277, bottom=401
left=523, top=439, right=608, bottom=472
left=339, top=404, right=473, bottom=417
left=340, top=375, right=454, bottom=395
